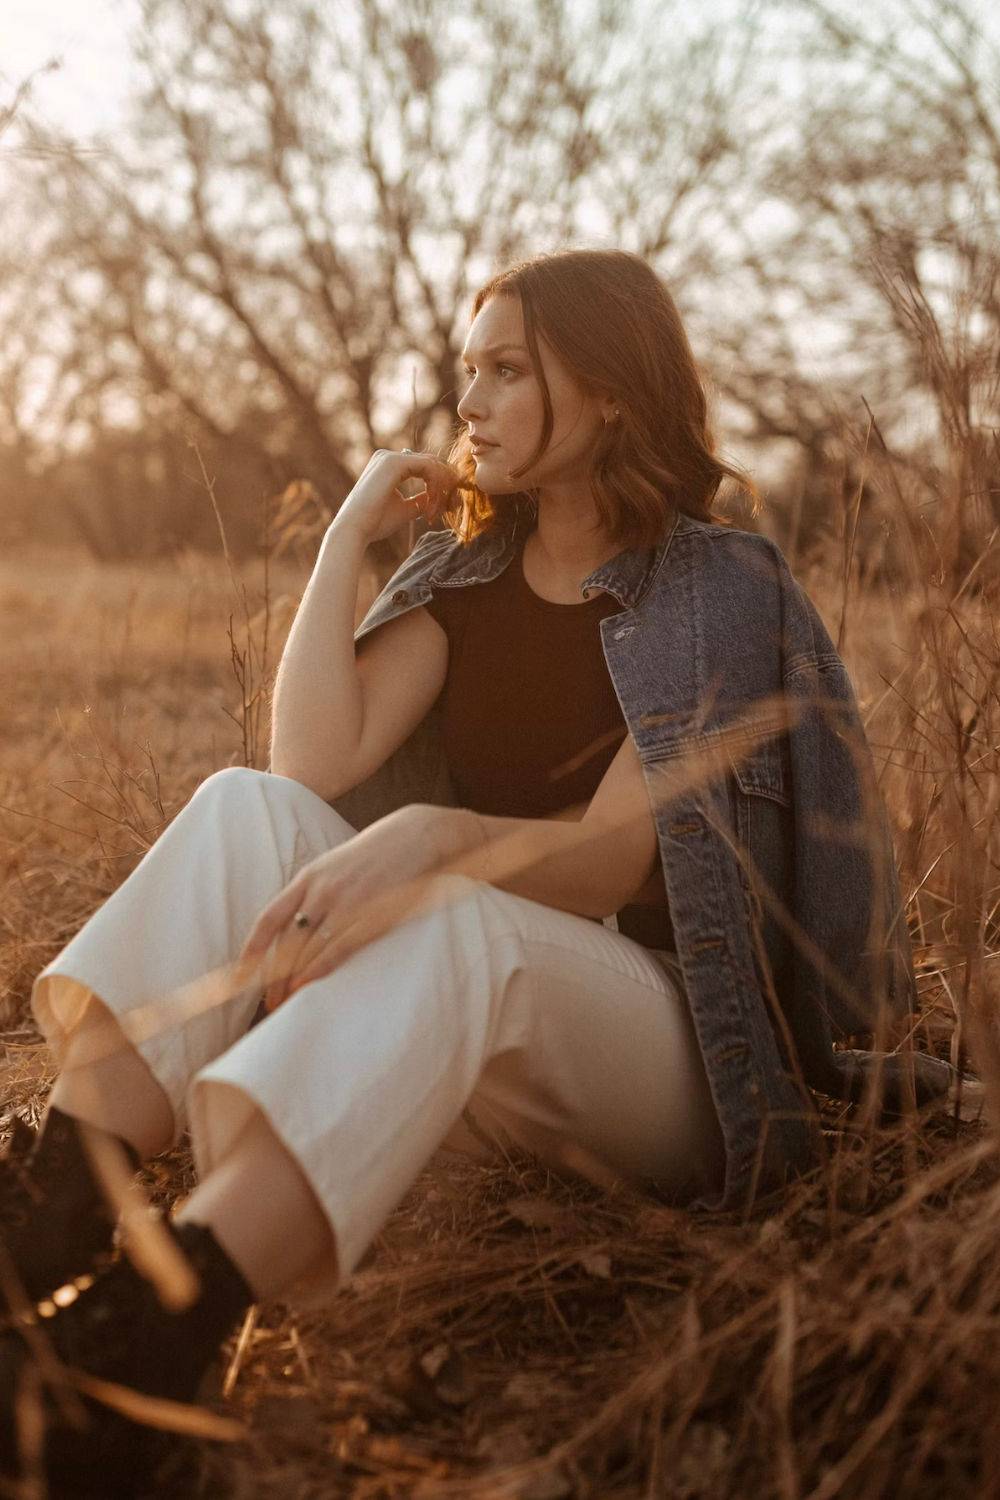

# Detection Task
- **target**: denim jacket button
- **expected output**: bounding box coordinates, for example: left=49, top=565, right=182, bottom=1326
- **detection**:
left=391, top=589, right=408, bottom=604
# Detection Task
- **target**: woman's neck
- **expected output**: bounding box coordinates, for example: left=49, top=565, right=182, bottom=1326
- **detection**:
left=526, top=507, right=620, bottom=585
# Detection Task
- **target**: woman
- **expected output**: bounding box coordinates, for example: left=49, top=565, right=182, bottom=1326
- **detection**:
left=0, top=249, right=950, bottom=1492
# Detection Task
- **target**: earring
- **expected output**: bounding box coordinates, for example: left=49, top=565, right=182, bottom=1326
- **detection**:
left=604, top=409, right=620, bottom=426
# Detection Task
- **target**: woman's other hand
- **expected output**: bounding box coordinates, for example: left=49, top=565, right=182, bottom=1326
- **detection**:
left=234, top=804, right=458, bottom=1013
left=332, top=449, right=462, bottom=546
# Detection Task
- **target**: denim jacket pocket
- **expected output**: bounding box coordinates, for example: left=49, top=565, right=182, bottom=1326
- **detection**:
left=726, top=735, right=791, bottom=809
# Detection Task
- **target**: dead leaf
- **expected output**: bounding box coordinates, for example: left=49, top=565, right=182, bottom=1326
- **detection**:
left=383, top=1345, right=478, bottom=1418
left=418, top=1342, right=451, bottom=1380
left=363, top=1433, right=450, bottom=1473
left=418, top=1343, right=477, bottom=1406
left=382, top=1352, right=445, bottom=1421
left=504, top=1197, right=578, bottom=1234
left=501, top=1372, right=573, bottom=1409
left=575, top=1248, right=612, bottom=1278
left=948, top=1076, right=992, bottom=1124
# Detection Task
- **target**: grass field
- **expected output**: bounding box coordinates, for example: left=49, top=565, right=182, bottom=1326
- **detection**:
left=2, top=517, right=999, bottom=1499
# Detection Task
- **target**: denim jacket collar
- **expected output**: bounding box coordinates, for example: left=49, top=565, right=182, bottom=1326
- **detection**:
left=426, top=497, right=681, bottom=612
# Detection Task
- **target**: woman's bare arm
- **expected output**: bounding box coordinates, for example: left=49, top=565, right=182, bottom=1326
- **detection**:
left=269, top=520, right=370, bottom=797
left=410, top=736, right=660, bottom=920
left=269, top=449, right=458, bottom=799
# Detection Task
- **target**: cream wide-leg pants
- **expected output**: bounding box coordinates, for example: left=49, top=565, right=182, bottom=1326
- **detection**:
left=30, top=768, right=726, bottom=1309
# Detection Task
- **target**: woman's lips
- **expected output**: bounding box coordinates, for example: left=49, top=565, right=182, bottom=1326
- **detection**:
left=471, top=442, right=497, bottom=454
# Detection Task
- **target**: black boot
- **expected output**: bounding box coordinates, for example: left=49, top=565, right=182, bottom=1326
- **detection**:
left=0, top=1106, right=141, bottom=1317
left=0, top=1214, right=254, bottom=1497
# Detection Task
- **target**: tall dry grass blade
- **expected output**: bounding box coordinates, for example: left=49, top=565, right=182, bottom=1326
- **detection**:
left=770, top=1277, right=801, bottom=1500
left=11, top=1358, right=46, bottom=1500
left=221, top=1305, right=258, bottom=1400
left=68, top=1369, right=247, bottom=1440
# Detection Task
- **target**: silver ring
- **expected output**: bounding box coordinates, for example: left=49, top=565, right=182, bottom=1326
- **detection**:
left=293, top=911, right=311, bottom=929
left=401, top=447, right=414, bottom=455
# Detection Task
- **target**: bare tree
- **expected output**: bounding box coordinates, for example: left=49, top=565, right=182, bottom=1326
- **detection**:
left=744, top=0, right=1000, bottom=574
left=10, top=0, right=781, bottom=561
left=0, top=68, right=86, bottom=546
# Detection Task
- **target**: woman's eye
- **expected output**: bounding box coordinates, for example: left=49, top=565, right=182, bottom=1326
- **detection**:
left=461, top=365, right=517, bottom=380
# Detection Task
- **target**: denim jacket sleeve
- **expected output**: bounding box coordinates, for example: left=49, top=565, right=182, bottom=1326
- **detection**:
left=774, top=561, right=958, bottom=1112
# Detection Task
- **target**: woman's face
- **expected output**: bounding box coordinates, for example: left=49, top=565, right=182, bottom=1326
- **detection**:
left=456, top=294, right=608, bottom=495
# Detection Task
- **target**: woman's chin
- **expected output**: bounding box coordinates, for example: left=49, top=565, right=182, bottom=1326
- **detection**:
left=475, top=471, right=522, bottom=497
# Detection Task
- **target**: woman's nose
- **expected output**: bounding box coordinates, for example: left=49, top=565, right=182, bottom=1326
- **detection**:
left=456, top=382, right=482, bottom=424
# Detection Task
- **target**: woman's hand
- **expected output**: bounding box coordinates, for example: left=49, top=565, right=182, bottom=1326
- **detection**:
left=234, top=805, right=459, bottom=1013
left=333, top=449, right=463, bottom=546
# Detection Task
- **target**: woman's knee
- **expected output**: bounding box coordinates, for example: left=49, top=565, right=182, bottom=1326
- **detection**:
left=194, top=766, right=281, bottom=799
left=187, top=766, right=267, bottom=814
left=193, top=767, right=355, bottom=833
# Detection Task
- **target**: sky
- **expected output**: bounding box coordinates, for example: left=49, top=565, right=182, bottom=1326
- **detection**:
left=1, top=0, right=762, bottom=140
left=2, top=0, right=972, bottom=468
left=0, top=0, right=861, bottom=485
left=2, top=0, right=138, bottom=136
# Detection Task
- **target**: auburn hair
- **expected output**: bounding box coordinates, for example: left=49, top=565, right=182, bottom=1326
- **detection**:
left=438, top=247, right=761, bottom=548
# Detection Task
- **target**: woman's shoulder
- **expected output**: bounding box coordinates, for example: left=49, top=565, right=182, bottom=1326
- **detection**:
left=674, top=512, right=788, bottom=562
left=371, top=526, right=463, bottom=600
left=665, top=513, right=796, bottom=598
left=668, top=514, right=837, bottom=667
left=406, top=525, right=463, bottom=565
left=403, top=523, right=490, bottom=580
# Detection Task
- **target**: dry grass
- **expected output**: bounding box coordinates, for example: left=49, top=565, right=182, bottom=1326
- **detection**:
left=2, top=474, right=1000, bottom=1497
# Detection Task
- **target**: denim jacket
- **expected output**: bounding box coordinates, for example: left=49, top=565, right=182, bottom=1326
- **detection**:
left=330, top=501, right=959, bottom=1213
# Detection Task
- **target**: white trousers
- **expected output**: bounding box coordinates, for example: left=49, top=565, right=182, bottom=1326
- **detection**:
left=30, top=769, right=726, bottom=1308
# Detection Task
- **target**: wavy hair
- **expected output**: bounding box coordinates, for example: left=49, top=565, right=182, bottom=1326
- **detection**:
left=438, top=247, right=761, bottom=548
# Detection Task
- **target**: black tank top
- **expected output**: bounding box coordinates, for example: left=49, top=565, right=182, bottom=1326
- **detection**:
left=423, top=527, right=674, bottom=948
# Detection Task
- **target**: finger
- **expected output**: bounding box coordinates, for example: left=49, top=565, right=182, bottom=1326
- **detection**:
left=279, top=908, right=383, bottom=1001
left=395, top=450, right=457, bottom=478
left=285, top=882, right=433, bottom=1000
left=396, top=454, right=460, bottom=502
left=271, top=904, right=334, bottom=999
left=264, top=982, right=289, bottom=1015
left=266, top=915, right=335, bottom=1010
left=241, top=923, right=301, bottom=1017
left=437, top=462, right=461, bottom=494
left=262, top=928, right=308, bottom=996
left=288, top=916, right=335, bottom=973
left=288, top=891, right=411, bottom=995
left=283, top=936, right=351, bottom=999
left=277, top=872, right=453, bottom=1008
left=263, top=934, right=313, bottom=1012
left=396, top=477, right=447, bottom=518
left=239, top=872, right=317, bottom=967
